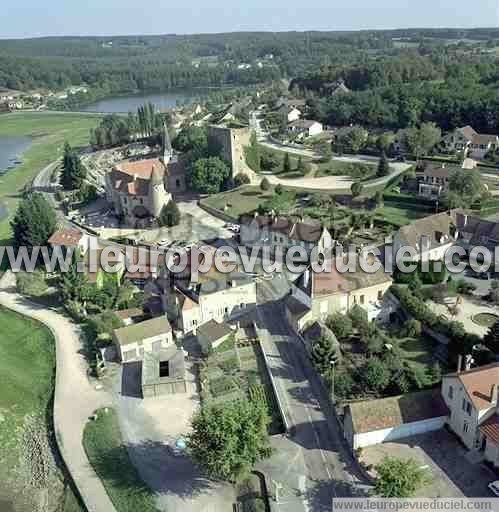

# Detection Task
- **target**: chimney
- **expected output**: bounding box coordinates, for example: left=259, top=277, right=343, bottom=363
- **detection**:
left=457, top=354, right=463, bottom=373
left=133, top=173, right=138, bottom=181
left=491, top=384, right=498, bottom=404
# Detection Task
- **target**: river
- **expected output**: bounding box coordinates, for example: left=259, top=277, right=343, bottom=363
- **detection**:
left=0, top=135, right=32, bottom=220
left=81, top=88, right=210, bottom=113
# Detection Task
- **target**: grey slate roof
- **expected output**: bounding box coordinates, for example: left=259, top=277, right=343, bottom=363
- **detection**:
left=197, top=319, right=233, bottom=344
left=113, top=316, right=171, bottom=346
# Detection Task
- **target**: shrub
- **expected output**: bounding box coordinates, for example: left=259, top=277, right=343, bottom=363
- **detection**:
left=326, top=313, right=353, bottom=341
left=260, top=177, right=270, bottom=191
left=234, top=173, right=251, bottom=187
left=16, top=271, right=48, bottom=297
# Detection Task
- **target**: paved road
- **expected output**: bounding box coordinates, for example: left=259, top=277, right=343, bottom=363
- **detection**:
left=0, top=271, right=116, bottom=512
left=255, top=280, right=369, bottom=511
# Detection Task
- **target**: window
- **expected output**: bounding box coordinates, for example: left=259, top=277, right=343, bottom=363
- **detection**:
left=377, top=290, right=383, bottom=301
left=448, top=386, right=453, bottom=400
left=463, top=422, right=469, bottom=433
left=462, top=398, right=472, bottom=415
left=360, top=295, right=365, bottom=305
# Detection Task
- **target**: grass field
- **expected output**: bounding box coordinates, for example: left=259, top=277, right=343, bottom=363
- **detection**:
left=375, top=204, right=428, bottom=227
left=0, top=111, right=103, bottom=241
left=201, top=185, right=274, bottom=218
left=83, top=408, right=157, bottom=512
left=316, top=159, right=376, bottom=180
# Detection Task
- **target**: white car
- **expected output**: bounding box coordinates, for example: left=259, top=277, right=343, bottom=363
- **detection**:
left=488, top=481, right=499, bottom=496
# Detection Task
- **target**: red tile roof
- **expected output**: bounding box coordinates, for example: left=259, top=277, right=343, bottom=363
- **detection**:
left=48, top=228, right=83, bottom=247
left=445, top=362, right=499, bottom=411
left=480, top=414, right=499, bottom=445
left=109, top=158, right=166, bottom=197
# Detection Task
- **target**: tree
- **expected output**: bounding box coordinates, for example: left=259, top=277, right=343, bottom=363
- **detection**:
left=326, top=313, right=353, bottom=341
left=173, top=126, right=207, bottom=154
left=158, top=200, right=181, bottom=227
left=16, top=271, right=48, bottom=297
left=444, top=168, right=486, bottom=209
left=59, top=251, right=88, bottom=303
left=405, top=318, right=422, bottom=338
left=274, top=184, right=284, bottom=195
left=190, top=157, right=230, bottom=194
left=260, top=151, right=279, bottom=173
left=296, top=155, right=305, bottom=174
left=484, top=320, right=499, bottom=354
left=377, top=151, right=390, bottom=177
left=187, top=399, right=272, bottom=482
left=350, top=181, right=363, bottom=198
left=338, top=126, right=368, bottom=153
left=244, top=131, right=260, bottom=172
left=311, top=335, right=337, bottom=375
left=260, top=177, right=271, bottom=191
left=320, top=141, right=332, bottom=163
left=11, top=193, right=57, bottom=251
left=404, top=122, right=441, bottom=159
left=374, top=457, right=428, bottom=497
left=282, top=152, right=291, bottom=174
left=60, top=142, right=86, bottom=190
left=234, top=173, right=251, bottom=187
left=376, top=132, right=394, bottom=153
left=363, top=357, right=391, bottom=392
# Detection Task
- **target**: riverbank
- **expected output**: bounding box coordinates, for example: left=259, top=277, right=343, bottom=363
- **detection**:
left=0, top=112, right=103, bottom=242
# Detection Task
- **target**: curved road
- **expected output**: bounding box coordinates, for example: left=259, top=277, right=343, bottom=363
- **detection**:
left=0, top=271, right=117, bottom=512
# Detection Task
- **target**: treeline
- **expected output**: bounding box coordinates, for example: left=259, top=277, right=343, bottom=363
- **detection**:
left=89, top=102, right=167, bottom=148
left=303, top=62, right=499, bottom=132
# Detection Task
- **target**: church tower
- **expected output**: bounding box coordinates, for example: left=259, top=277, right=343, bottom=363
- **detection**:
left=149, top=164, right=171, bottom=218
left=162, top=122, right=173, bottom=165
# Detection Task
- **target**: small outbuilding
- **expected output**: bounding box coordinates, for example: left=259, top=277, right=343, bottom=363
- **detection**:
left=142, top=347, right=187, bottom=397
left=196, top=319, right=233, bottom=354
left=343, top=389, right=448, bottom=449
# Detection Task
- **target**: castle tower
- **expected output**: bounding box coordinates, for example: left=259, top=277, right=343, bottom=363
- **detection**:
left=162, top=122, right=173, bottom=165
left=149, top=164, right=171, bottom=218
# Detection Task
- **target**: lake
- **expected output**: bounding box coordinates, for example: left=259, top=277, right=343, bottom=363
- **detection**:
left=0, top=135, right=32, bottom=220
left=81, top=88, right=210, bottom=113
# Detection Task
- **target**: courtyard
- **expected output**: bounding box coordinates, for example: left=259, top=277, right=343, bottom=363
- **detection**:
left=359, top=429, right=496, bottom=497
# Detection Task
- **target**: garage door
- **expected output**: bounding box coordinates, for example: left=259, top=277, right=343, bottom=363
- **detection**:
left=354, top=416, right=446, bottom=449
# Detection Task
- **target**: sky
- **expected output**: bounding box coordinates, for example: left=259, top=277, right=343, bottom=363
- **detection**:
left=2, top=0, right=498, bottom=38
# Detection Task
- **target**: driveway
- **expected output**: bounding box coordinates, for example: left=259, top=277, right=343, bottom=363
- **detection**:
left=360, top=429, right=495, bottom=497
left=115, top=360, right=236, bottom=511
left=0, top=271, right=116, bottom=512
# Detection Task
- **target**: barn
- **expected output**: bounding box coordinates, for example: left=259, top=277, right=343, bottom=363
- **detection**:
left=343, top=389, right=448, bottom=449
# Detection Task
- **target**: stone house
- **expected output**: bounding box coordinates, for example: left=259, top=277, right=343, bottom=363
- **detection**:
left=48, top=228, right=90, bottom=255
left=392, top=211, right=458, bottom=263
left=287, top=261, right=392, bottom=330
left=168, top=275, right=257, bottom=335
left=417, top=163, right=455, bottom=198
left=441, top=361, right=499, bottom=467
left=239, top=214, right=333, bottom=256
left=113, top=316, right=173, bottom=362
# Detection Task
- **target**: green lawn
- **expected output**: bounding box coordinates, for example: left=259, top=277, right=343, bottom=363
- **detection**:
left=0, top=307, right=55, bottom=506
left=375, top=205, right=428, bottom=227
left=201, top=185, right=273, bottom=218
left=257, top=144, right=312, bottom=174
left=316, top=159, right=376, bottom=180
left=0, top=112, right=104, bottom=241
left=398, top=336, right=435, bottom=375
left=83, top=408, right=158, bottom=512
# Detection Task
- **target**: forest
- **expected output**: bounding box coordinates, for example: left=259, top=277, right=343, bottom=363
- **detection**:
left=1, top=28, right=498, bottom=93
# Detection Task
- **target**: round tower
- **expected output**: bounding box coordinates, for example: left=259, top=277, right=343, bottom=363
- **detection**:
left=149, top=164, right=171, bottom=218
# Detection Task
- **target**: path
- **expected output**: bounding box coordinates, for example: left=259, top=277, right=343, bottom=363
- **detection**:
left=0, top=271, right=116, bottom=512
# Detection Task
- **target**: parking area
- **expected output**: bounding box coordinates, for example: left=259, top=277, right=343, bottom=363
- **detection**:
left=115, top=360, right=236, bottom=512
left=360, top=429, right=496, bottom=497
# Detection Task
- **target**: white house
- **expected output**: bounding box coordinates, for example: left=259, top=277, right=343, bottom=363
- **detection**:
left=286, top=107, right=302, bottom=123
left=169, top=275, right=257, bottom=335
left=441, top=361, right=499, bottom=467
left=392, top=211, right=458, bottom=262
left=343, top=390, right=448, bottom=449
left=113, top=316, right=173, bottom=362
left=442, top=126, right=498, bottom=160
left=288, top=119, right=323, bottom=139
